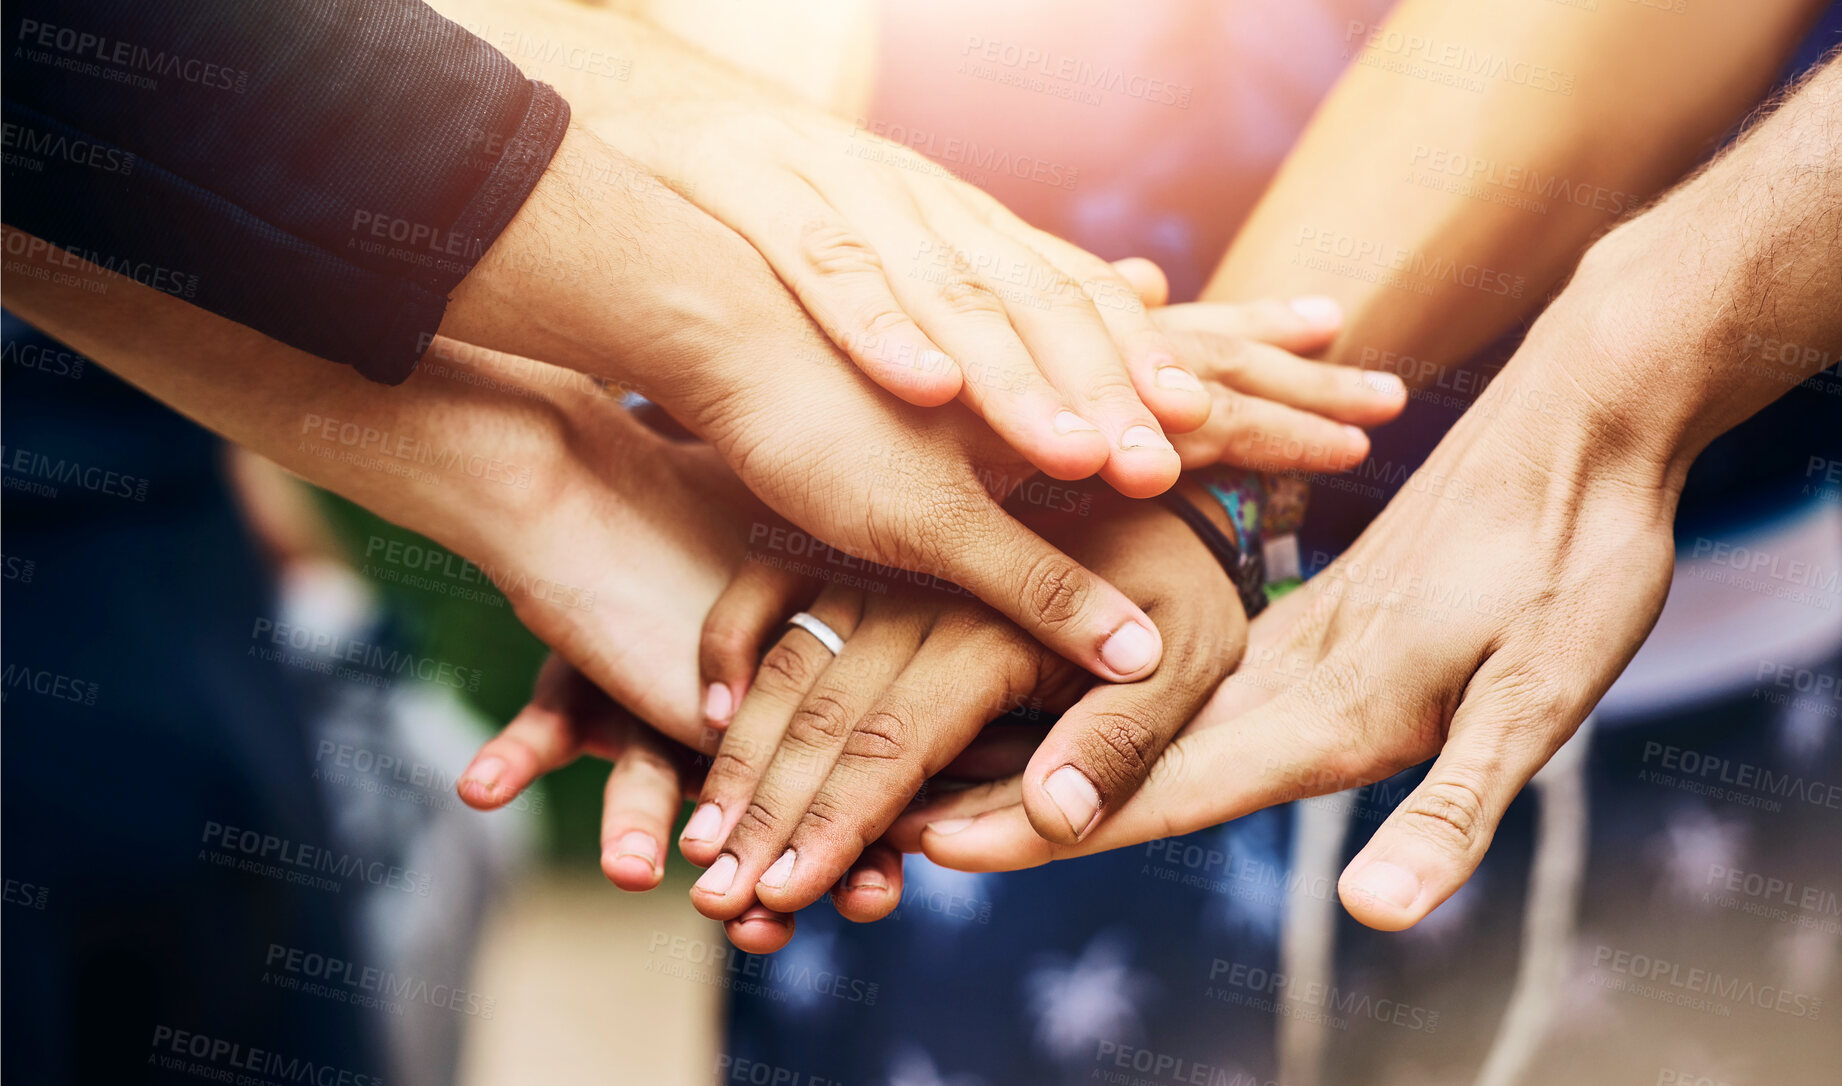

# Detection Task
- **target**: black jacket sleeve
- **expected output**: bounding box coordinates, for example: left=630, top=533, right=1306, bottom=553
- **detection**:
left=2, top=0, right=570, bottom=384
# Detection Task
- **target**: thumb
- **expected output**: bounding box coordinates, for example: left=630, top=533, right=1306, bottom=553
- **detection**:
left=1338, top=657, right=1575, bottom=931
left=941, top=496, right=1164, bottom=682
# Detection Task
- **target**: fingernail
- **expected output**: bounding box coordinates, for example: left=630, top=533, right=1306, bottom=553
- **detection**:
left=1119, top=424, right=1171, bottom=451
left=1289, top=295, right=1342, bottom=326
left=1099, top=620, right=1157, bottom=675
left=681, top=802, right=723, bottom=844
left=694, top=853, right=739, bottom=895
left=927, top=818, right=975, bottom=836
left=845, top=864, right=888, bottom=892
left=759, top=849, right=797, bottom=890
left=1343, top=424, right=1368, bottom=445
left=1362, top=371, right=1405, bottom=397
left=1154, top=366, right=1204, bottom=394
left=1347, top=860, right=1421, bottom=910
left=703, top=682, right=734, bottom=723
left=1044, top=765, right=1102, bottom=838
left=462, top=756, right=506, bottom=792
left=612, top=831, right=658, bottom=868
left=1054, top=410, right=1100, bottom=435
left=918, top=348, right=953, bottom=375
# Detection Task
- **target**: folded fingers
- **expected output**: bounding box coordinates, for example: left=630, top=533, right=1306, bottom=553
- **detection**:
left=692, top=601, right=926, bottom=921
left=752, top=615, right=1049, bottom=914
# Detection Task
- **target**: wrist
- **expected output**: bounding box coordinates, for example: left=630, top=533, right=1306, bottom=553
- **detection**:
left=1434, top=339, right=1686, bottom=541
left=441, top=126, right=758, bottom=417
left=1490, top=220, right=1714, bottom=496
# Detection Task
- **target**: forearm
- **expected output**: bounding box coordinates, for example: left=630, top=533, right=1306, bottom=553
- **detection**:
left=5, top=223, right=587, bottom=569
left=428, top=0, right=869, bottom=397
left=1516, top=53, right=1842, bottom=483
left=1206, top=0, right=1824, bottom=380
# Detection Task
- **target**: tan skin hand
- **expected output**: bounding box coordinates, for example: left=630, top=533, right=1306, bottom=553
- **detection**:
left=894, top=320, right=1680, bottom=932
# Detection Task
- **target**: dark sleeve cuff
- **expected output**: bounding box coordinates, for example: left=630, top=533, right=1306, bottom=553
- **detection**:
left=2, top=1, right=573, bottom=384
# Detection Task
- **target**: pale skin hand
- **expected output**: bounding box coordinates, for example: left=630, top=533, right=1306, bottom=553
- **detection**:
left=431, top=0, right=1393, bottom=496
left=898, top=55, right=1842, bottom=930
left=425, top=0, right=1398, bottom=674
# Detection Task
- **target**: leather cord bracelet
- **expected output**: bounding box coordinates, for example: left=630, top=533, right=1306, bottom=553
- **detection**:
left=1158, top=491, right=1269, bottom=618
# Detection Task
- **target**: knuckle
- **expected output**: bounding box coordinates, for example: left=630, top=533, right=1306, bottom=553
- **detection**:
left=906, top=486, right=996, bottom=572
left=1081, top=369, right=1143, bottom=406
left=1397, top=779, right=1490, bottom=854
left=1076, top=709, right=1162, bottom=791
left=843, top=709, right=912, bottom=764
left=854, top=303, right=913, bottom=343
left=1034, top=270, right=1088, bottom=310
left=799, top=221, right=885, bottom=280
left=754, top=642, right=820, bottom=696
left=1019, top=551, right=1091, bottom=631
left=1209, top=340, right=1253, bottom=381
left=706, top=748, right=762, bottom=789
left=800, top=799, right=842, bottom=834
left=797, top=801, right=869, bottom=872
left=788, top=690, right=856, bottom=748
left=737, top=798, right=784, bottom=840
left=937, top=274, right=1007, bottom=318
left=1213, top=389, right=1245, bottom=428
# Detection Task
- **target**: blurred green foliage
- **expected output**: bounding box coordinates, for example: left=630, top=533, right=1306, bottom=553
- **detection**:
left=312, top=489, right=617, bottom=863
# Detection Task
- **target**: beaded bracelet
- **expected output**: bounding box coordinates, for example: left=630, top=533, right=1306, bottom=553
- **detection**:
left=1197, top=468, right=1311, bottom=601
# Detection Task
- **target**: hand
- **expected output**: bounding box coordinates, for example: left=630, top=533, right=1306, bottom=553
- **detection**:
left=679, top=483, right=1248, bottom=932
left=897, top=308, right=1680, bottom=932
left=604, top=99, right=1211, bottom=497
left=458, top=653, right=910, bottom=955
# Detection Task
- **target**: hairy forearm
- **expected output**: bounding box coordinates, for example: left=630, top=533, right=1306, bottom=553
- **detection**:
left=1540, top=53, right=1842, bottom=478
left=1206, top=0, right=1825, bottom=381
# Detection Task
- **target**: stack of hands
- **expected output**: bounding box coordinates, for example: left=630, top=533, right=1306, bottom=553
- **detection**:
left=12, top=0, right=1834, bottom=962
left=451, top=270, right=1407, bottom=953
left=440, top=107, right=1415, bottom=948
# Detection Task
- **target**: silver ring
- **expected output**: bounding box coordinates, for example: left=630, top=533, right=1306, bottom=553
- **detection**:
left=784, top=611, right=846, bottom=656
